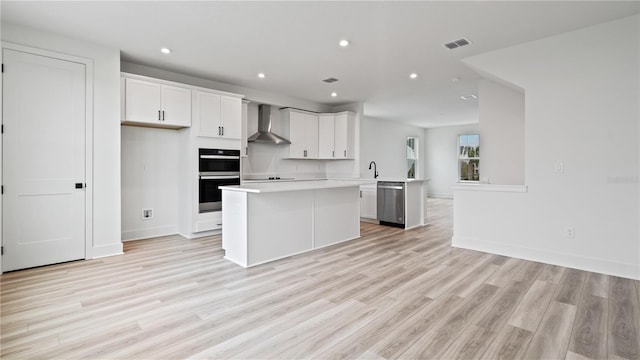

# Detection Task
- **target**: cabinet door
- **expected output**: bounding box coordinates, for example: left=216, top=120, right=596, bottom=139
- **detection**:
left=288, top=111, right=318, bottom=159
left=334, top=113, right=348, bottom=159
left=161, top=84, right=191, bottom=127
left=360, top=187, right=377, bottom=219
left=318, top=115, right=335, bottom=159
left=303, top=113, right=319, bottom=158
left=195, top=91, right=221, bottom=137
left=125, top=78, right=161, bottom=124
left=241, top=101, right=249, bottom=157
left=220, top=96, right=242, bottom=139
left=288, top=111, right=307, bottom=158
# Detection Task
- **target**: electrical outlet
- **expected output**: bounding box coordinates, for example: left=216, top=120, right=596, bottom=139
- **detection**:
left=565, top=226, right=575, bottom=238
left=142, top=208, right=153, bottom=220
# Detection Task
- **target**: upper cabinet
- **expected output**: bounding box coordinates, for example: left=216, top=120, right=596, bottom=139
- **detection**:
left=194, top=90, right=242, bottom=139
left=281, top=109, right=319, bottom=159
left=318, top=111, right=355, bottom=159
left=318, top=114, right=335, bottom=159
left=241, top=100, right=250, bottom=157
left=123, top=77, right=191, bottom=128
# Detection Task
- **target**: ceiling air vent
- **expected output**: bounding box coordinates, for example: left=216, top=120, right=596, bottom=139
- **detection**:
left=443, top=38, right=471, bottom=50
left=323, top=77, right=339, bottom=83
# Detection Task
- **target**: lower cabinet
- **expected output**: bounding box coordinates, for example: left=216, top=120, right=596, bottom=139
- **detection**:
left=360, top=184, right=377, bottom=220
left=194, top=211, right=223, bottom=233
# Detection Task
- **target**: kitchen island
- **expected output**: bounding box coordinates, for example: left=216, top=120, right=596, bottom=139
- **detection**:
left=220, top=180, right=375, bottom=267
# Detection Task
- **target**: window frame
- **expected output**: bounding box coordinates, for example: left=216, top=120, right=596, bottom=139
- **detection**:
left=457, top=134, right=480, bottom=183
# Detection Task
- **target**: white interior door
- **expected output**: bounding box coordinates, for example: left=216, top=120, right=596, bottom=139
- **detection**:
left=2, top=48, right=86, bottom=272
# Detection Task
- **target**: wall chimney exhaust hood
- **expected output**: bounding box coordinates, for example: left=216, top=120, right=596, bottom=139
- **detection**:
left=247, top=104, right=291, bottom=145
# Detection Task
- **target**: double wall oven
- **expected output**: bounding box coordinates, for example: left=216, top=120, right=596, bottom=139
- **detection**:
left=199, top=148, right=240, bottom=213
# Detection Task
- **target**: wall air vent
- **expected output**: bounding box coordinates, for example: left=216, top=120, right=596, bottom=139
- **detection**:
left=322, top=77, right=339, bottom=83
left=443, top=38, right=471, bottom=50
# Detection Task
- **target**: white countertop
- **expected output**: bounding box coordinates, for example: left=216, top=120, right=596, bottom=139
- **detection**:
left=221, top=179, right=377, bottom=193
left=333, top=178, right=430, bottom=183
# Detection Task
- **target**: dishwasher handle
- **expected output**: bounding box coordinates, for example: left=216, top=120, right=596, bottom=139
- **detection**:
left=378, top=185, right=404, bottom=190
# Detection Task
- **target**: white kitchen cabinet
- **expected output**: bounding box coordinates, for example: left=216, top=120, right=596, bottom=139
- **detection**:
left=221, top=96, right=242, bottom=139
left=360, top=184, right=377, bottom=220
left=194, top=90, right=242, bottom=139
left=318, top=114, right=335, bottom=159
left=334, top=112, right=355, bottom=159
left=282, top=109, right=319, bottom=159
left=123, top=77, right=191, bottom=128
left=318, top=111, right=355, bottom=159
left=194, top=211, right=223, bottom=233
left=241, top=100, right=250, bottom=157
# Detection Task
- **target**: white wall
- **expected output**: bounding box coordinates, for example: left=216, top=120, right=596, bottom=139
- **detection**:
left=455, top=15, right=639, bottom=280
left=1, top=23, right=123, bottom=259
left=424, top=123, right=480, bottom=198
left=478, top=79, right=525, bottom=185
left=360, top=117, right=426, bottom=180
left=121, top=127, right=180, bottom=241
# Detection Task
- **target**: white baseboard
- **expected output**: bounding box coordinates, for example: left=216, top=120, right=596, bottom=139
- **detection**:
left=121, top=225, right=178, bottom=242
left=179, top=229, right=222, bottom=239
left=92, top=243, right=124, bottom=259
left=452, top=235, right=640, bottom=280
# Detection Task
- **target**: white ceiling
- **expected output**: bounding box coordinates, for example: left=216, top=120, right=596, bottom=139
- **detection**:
left=2, top=1, right=638, bottom=128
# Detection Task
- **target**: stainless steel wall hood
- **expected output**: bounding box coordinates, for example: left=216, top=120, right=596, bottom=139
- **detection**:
left=247, top=104, right=291, bottom=145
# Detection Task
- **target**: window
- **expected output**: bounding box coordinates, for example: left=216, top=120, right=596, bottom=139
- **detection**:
left=406, top=137, right=419, bottom=179
left=458, top=134, right=479, bottom=182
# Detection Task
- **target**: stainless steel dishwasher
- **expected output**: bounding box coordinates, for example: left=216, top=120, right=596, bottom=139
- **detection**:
left=377, top=181, right=405, bottom=228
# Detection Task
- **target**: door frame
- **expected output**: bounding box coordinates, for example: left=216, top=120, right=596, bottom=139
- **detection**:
left=1, top=42, right=94, bottom=272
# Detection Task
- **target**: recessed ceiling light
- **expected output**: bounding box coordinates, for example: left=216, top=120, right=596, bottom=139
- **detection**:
left=339, top=39, right=350, bottom=47
left=409, top=73, right=418, bottom=79
left=258, top=73, right=266, bottom=79
left=331, top=92, right=337, bottom=97
left=160, top=48, right=171, bottom=54
left=461, top=94, right=478, bottom=100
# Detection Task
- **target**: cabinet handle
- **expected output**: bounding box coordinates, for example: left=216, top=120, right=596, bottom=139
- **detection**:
left=344, top=150, right=347, bottom=157
left=304, top=150, right=307, bottom=158
left=245, top=147, right=248, bottom=156
left=332, top=150, right=335, bottom=158
left=360, top=190, right=362, bottom=198
left=162, top=111, right=165, bottom=121
left=222, top=126, right=224, bottom=136
left=218, top=126, right=221, bottom=135
left=158, top=110, right=161, bottom=121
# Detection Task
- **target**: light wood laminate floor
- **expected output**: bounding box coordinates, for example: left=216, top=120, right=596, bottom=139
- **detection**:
left=1, top=198, right=639, bottom=359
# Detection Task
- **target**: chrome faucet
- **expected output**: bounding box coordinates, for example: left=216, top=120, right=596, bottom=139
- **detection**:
left=368, top=161, right=379, bottom=179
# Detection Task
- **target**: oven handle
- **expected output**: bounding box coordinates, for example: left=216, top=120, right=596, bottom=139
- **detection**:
left=200, top=155, right=240, bottom=160
left=200, top=175, right=241, bottom=180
